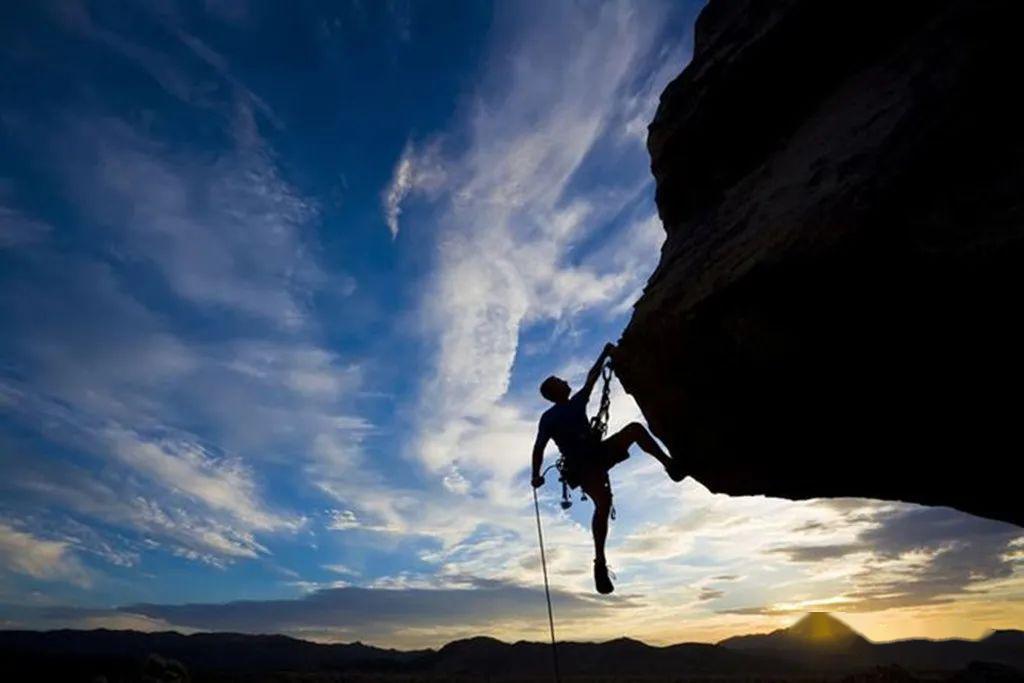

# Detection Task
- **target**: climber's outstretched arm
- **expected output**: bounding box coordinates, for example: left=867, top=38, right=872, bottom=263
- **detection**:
left=531, top=428, right=549, bottom=488
left=573, top=342, right=616, bottom=403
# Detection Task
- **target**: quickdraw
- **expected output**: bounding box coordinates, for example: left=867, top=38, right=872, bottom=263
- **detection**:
left=589, top=362, right=614, bottom=439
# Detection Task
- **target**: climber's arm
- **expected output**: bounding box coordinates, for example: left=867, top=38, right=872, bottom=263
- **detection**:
left=573, top=342, right=616, bottom=402
left=531, top=426, right=549, bottom=488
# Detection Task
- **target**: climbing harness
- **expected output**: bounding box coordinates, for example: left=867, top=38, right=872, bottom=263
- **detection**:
left=533, top=464, right=562, bottom=683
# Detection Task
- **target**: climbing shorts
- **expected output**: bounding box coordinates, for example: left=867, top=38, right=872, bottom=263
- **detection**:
left=561, top=438, right=630, bottom=489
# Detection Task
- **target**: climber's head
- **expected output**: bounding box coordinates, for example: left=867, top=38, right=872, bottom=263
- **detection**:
left=540, top=375, right=571, bottom=403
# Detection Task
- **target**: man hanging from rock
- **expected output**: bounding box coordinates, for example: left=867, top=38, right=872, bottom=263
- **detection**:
left=530, top=342, right=686, bottom=594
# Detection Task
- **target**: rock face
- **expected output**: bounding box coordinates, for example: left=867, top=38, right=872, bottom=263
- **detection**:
left=617, top=0, right=1023, bottom=527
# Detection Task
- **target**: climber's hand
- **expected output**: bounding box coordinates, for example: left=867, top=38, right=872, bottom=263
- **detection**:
left=531, top=474, right=545, bottom=489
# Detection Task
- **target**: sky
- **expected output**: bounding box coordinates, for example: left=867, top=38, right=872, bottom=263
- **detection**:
left=1, top=0, right=1022, bottom=650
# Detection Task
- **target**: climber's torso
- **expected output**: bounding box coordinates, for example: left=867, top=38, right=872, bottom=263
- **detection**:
left=538, top=392, right=596, bottom=459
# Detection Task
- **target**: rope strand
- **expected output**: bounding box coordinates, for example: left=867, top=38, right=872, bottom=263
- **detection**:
left=532, top=485, right=562, bottom=683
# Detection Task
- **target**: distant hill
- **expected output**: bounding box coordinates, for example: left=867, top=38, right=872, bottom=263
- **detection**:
left=718, top=613, right=1024, bottom=673
left=0, top=628, right=428, bottom=681
left=721, top=612, right=871, bottom=651
left=2, top=614, right=1022, bottom=681
left=421, top=635, right=792, bottom=677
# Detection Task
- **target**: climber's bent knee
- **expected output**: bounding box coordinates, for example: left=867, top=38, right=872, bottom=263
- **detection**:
left=603, top=423, right=643, bottom=457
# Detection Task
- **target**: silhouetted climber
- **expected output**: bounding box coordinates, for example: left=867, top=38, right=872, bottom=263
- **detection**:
left=531, top=342, right=686, bottom=594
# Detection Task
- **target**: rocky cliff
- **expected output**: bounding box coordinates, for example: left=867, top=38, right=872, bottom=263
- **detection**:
left=617, top=0, right=1024, bottom=527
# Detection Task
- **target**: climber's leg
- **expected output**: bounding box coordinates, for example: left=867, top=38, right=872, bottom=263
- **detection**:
left=581, top=471, right=614, bottom=594
left=581, top=471, right=611, bottom=564
left=604, top=422, right=686, bottom=481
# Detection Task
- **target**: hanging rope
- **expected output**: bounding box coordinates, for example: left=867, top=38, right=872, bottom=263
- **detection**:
left=532, top=471, right=562, bottom=683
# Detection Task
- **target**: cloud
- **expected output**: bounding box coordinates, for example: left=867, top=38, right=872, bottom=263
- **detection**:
left=0, top=604, right=177, bottom=632
left=50, top=0, right=279, bottom=129
left=0, top=256, right=195, bottom=421
left=840, top=507, right=1024, bottom=612
left=226, top=342, right=361, bottom=401
left=383, top=139, right=446, bottom=238
left=104, top=428, right=292, bottom=533
left=1, top=456, right=276, bottom=563
left=0, top=32, right=368, bottom=567
left=0, top=205, right=51, bottom=248
left=0, top=253, right=307, bottom=562
left=769, top=544, right=865, bottom=563
left=323, top=563, right=359, bottom=577
left=0, top=521, right=88, bottom=586
left=121, top=581, right=612, bottom=646
left=325, top=509, right=395, bottom=534
left=60, top=113, right=319, bottom=327
left=0, top=234, right=352, bottom=568
left=728, top=505, right=1024, bottom=616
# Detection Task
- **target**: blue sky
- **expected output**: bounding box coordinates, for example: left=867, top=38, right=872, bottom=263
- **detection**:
left=1, top=0, right=1022, bottom=648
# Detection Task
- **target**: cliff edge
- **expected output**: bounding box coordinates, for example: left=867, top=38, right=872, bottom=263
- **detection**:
left=617, top=0, right=1023, bottom=526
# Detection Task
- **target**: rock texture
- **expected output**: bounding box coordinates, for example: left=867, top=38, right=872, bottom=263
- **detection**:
left=617, top=0, right=1024, bottom=527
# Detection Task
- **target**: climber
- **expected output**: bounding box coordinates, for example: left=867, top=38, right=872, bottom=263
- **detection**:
left=530, top=342, right=686, bottom=594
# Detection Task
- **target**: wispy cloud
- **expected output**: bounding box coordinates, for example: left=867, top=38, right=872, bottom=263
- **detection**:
left=383, top=139, right=446, bottom=238
left=2, top=453, right=278, bottom=563
left=0, top=205, right=51, bottom=248
left=0, top=604, right=176, bottom=632
left=721, top=503, right=1024, bottom=617
left=0, top=250, right=308, bottom=563
left=0, top=8, right=363, bottom=571
left=59, top=112, right=319, bottom=327
left=50, top=0, right=280, bottom=129
left=105, top=428, right=293, bottom=533
left=0, top=521, right=89, bottom=586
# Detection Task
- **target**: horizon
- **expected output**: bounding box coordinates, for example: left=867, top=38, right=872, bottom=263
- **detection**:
left=5, top=611, right=1020, bottom=650
left=1, top=0, right=1022, bottom=652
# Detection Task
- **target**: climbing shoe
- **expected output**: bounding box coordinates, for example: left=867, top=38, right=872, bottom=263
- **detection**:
left=594, top=560, right=615, bottom=595
left=664, top=457, right=687, bottom=482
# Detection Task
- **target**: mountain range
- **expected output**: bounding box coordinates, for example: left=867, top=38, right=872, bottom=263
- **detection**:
left=2, top=613, right=1021, bottom=681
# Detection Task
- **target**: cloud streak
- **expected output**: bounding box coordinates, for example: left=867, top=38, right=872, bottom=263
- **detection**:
left=62, top=112, right=320, bottom=327
left=725, top=504, right=1024, bottom=616
left=0, top=205, right=51, bottom=248
left=0, top=521, right=88, bottom=586
left=383, top=139, right=446, bottom=239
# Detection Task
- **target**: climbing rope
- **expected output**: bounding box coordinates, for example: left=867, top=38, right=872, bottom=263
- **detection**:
left=532, top=466, right=562, bottom=683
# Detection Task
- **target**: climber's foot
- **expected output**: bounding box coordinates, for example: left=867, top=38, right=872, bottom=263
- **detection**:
left=594, top=560, right=615, bottom=595
left=664, top=457, right=687, bottom=482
